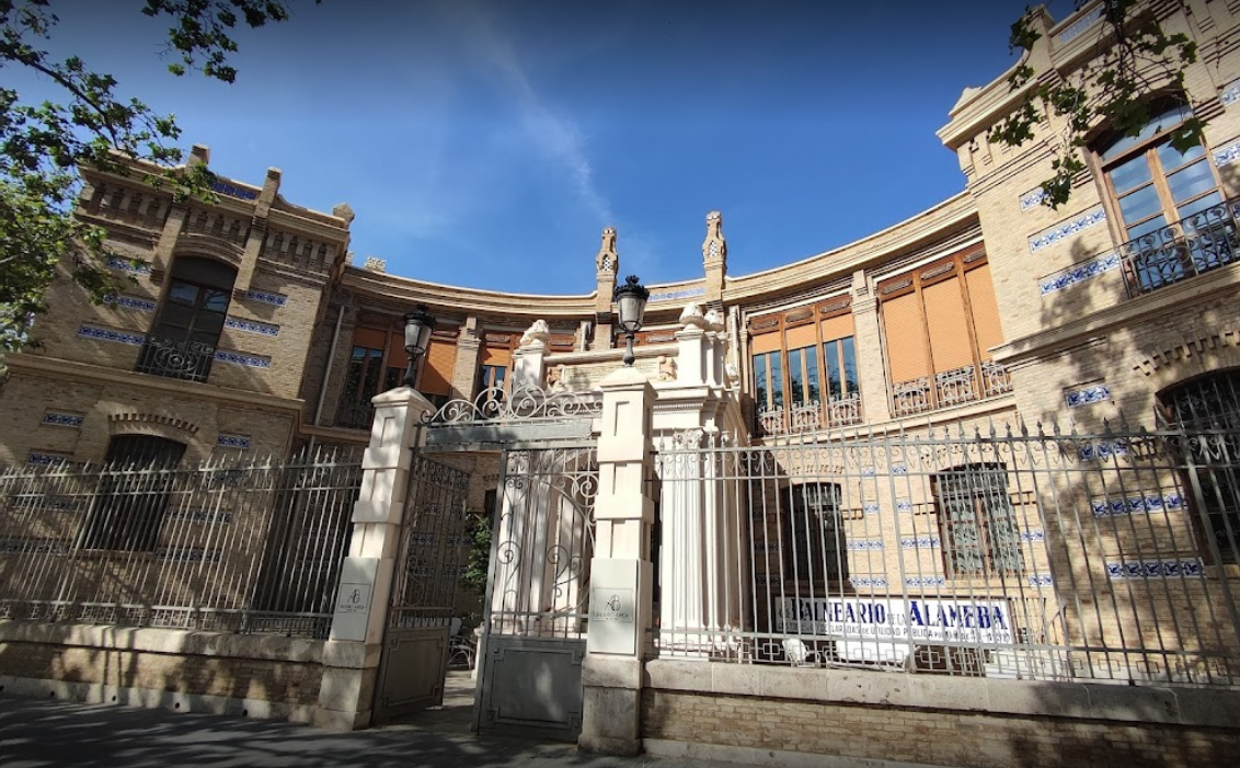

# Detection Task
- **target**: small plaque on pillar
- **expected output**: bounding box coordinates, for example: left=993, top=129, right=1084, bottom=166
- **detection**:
left=587, top=559, right=639, bottom=655
left=329, top=557, right=379, bottom=642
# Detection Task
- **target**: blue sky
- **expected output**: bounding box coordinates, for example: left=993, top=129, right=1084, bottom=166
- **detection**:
left=12, top=1, right=1070, bottom=294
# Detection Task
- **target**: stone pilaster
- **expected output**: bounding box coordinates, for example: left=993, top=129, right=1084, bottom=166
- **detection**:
left=852, top=270, right=891, bottom=424
left=234, top=167, right=281, bottom=294
left=450, top=317, right=482, bottom=400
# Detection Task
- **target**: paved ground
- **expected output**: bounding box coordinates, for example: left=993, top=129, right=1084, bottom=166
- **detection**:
left=0, top=674, right=733, bottom=768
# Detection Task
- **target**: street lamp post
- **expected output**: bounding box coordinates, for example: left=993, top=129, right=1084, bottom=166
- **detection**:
left=402, top=305, right=436, bottom=387
left=613, top=274, right=649, bottom=366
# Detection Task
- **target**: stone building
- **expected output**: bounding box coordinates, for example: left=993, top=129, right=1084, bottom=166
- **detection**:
left=2, top=2, right=1240, bottom=765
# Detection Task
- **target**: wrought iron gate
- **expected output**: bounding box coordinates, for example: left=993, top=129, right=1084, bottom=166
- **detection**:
left=373, top=454, right=470, bottom=723
left=473, top=445, right=598, bottom=741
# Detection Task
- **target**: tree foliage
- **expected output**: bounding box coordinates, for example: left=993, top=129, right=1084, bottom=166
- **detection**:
left=988, top=0, right=1202, bottom=209
left=0, top=0, right=316, bottom=350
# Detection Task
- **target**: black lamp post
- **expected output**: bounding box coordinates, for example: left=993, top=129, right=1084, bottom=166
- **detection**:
left=613, top=274, right=649, bottom=366
left=402, top=305, right=436, bottom=387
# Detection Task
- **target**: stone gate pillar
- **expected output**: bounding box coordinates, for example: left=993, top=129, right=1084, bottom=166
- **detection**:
left=314, top=386, right=433, bottom=730
left=578, top=366, right=655, bottom=755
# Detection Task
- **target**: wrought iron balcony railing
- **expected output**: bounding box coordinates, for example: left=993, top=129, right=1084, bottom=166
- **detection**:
left=134, top=336, right=215, bottom=383
left=892, top=361, right=1012, bottom=418
left=1120, top=200, right=1240, bottom=297
left=335, top=400, right=376, bottom=431
left=757, top=393, right=863, bottom=437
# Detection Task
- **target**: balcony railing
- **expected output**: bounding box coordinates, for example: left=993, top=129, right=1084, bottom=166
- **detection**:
left=1120, top=200, right=1240, bottom=297
left=892, top=361, right=1011, bottom=418
left=335, top=400, right=376, bottom=431
left=134, top=336, right=215, bottom=383
left=757, top=393, right=863, bottom=436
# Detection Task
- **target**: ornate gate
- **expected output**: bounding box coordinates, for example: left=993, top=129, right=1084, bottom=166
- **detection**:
left=373, top=454, right=470, bottom=724
left=473, top=445, right=598, bottom=741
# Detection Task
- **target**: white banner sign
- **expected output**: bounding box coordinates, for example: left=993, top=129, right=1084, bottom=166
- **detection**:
left=776, top=596, right=1015, bottom=645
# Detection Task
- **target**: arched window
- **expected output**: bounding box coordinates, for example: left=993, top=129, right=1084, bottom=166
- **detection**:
left=82, top=434, right=186, bottom=551
left=136, top=256, right=236, bottom=382
left=1095, top=103, right=1236, bottom=293
left=934, top=463, right=1023, bottom=577
left=1160, top=371, right=1240, bottom=563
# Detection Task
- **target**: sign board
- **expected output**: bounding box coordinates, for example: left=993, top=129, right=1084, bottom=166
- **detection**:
left=586, top=559, right=638, bottom=655
left=329, top=557, right=379, bottom=642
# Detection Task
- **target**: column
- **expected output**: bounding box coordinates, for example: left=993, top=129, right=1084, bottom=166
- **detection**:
left=314, top=386, right=434, bottom=730
left=578, top=366, right=655, bottom=755
left=450, top=317, right=482, bottom=401
left=852, top=270, right=892, bottom=424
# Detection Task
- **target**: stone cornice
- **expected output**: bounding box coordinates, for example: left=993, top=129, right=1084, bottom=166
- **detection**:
left=342, top=267, right=597, bottom=318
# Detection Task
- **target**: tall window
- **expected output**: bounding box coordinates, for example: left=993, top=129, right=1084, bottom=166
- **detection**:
left=786, top=346, right=819, bottom=407
left=337, top=345, right=386, bottom=429
left=335, top=320, right=459, bottom=429
left=823, top=336, right=858, bottom=401
left=782, top=483, right=848, bottom=589
left=753, top=350, right=784, bottom=414
left=478, top=363, right=507, bottom=410
left=1160, top=372, right=1240, bottom=564
left=136, top=256, right=236, bottom=382
left=82, top=435, right=186, bottom=551
left=1097, top=104, right=1234, bottom=293
left=934, top=464, right=1023, bottom=577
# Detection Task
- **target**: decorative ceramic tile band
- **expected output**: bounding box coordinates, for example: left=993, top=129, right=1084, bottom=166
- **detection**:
left=1057, top=5, right=1103, bottom=44
left=1091, top=493, right=1185, bottom=518
left=846, top=539, right=885, bottom=551
left=1106, top=559, right=1204, bottom=580
left=649, top=286, right=706, bottom=303
left=904, top=576, right=947, bottom=588
left=1020, top=529, right=1046, bottom=543
left=0, top=538, right=71, bottom=555
left=164, top=509, right=233, bottom=524
left=105, top=294, right=157, bottom=312
left=215, top=433, right=252, bottom=450
left=892, top=465, right=908, bottom=475
left=155, top=547, right=223, bottom=563
left=1028, top=573, right=1054, bottom=587
left=245, top=289, right=287, bottom=307
left=212, top=181, right=259, bottom=201
left=224, top=317, right=279, bottom=337
left=106, top=257, right=152, bottom=275
left=849, top=576, right=889, bottom=588
left=78, top=324, right=144, bottom=346
left=862, top=502, right=880, bottom=515
left=1065, top=384, right=1111, bottom=408
left=1077, top=439, right=1129, bottom=461
left=214, top=350, right=271, bottom=369
left=41, top=411, right=84, bottom=428
left=1039, top=251, right=1120, bottom=295
left=27, top=451, right=71, bottom=466
left=1223, top=80, right=1240, bottom=107
left=900, top=536, right=941, bottom=549
left=1028, top=206, right=1106, bottom=253
left=1213, top=140, right=1240, bottom=167
left=1020, top=187, right=1047, bottom=211
left=896, top=499, right=913, bottom=513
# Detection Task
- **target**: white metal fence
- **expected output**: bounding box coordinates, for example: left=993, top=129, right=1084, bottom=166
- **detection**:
left=0, top=448, right=362, bottom=638
left=654, top=423, right=1240, bottom=686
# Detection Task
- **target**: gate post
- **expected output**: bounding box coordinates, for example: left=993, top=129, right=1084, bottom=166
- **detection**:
left=579, top=366, right=655, bottom=755
left=314, top=386, right=432, bottom=730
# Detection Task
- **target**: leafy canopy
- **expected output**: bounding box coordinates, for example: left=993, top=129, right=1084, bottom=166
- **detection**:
left=0, top=0, right=316, bottom=350
left=988, top=0, right=1202, bottom=210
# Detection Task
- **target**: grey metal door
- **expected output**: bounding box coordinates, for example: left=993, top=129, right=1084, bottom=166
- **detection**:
left=373, top=454, right=470, bottom=724
left=474, top=446, right=597, bottom=741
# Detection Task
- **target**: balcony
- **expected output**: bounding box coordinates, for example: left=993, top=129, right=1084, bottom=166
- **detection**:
left=134, top=336, right=215, bottom=383
left=335, top=401, right=376, bottom=431
left=1120, top=200, right=1240, bottom=297
left=757, top=393, right=863, bottom=436
left=891, top=361, right=1011, bottom=418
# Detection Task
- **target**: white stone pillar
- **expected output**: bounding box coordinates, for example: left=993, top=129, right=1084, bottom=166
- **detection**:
left=315, top=386, right=433, bottom=730
left=511, top=320, right=550, bottom=391
left=579, top=366, right=655, bottom=756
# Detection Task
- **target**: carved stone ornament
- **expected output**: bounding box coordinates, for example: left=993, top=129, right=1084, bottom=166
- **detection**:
left=704, top=309, right=725, bottom=332
left=679, top=303, right=708, bottom=329
left=702, top=210, right=726, bottom=264
left=596, top=226, right=618, bottom=272
left=657, top=355, right=677, bottom=382
left=520, top=319, right=551, bottom=348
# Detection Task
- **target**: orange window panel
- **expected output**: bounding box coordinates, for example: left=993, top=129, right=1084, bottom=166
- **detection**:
left=481, top=344, right=512, bottom=368
left=923, top=277, right=973, bottom=373
left=881, top=292, right=930, bottom=384
left=352, top=326, right=387, bottom=351
left=820, top=312, right=855, bottom=344
left=784, top=322, right=818, bottom=350
left=421, top=338, right=457, bottom=396
left=965, top=263, right=1004, bottom=359
left=750, top=330, right=783, bottom=355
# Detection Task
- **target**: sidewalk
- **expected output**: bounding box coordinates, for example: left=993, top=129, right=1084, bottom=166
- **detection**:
left=0, top=673, right=724, bottom=768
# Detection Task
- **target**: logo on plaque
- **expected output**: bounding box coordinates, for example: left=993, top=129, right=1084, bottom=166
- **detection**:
left=590, top=587, right=634, bottom=622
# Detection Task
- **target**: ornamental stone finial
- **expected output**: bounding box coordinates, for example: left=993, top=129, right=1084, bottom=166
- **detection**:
left=520, top=319, right=551, bottom=348
left=596, top=226, right=618, bottom=272
left=702, top=210, right=726, bottom=266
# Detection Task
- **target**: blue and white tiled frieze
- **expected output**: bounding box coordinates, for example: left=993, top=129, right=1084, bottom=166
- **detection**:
left=846, top=539, right=885, bottom=551
left=1091, top=493, right=1185, bottom=518
left=1223, top=79, right=1240, bottom=107
left=1020, top=529, right=1046, bottom=543
left=891, top=465, right=908, bottom=475
left=900, top=536, right=941, bottom=549
left=648, top=286, right=706, bottom=303
left=224, top=317, right=280, bottom=337
left=849, top=576, right=889, bottom=588
left=1065, top=383, right=1111, bottom=408
left=862, top=502, right=881, bottom=515
left=1029, top=207, right=1107, bottom=253
left=896, top=499, right=914, bottom=513
left=216, top=433, right=252, bottom=450
left=1039, top=252, right=1120, bottom=295
left=1057, top=5, right=1104, bottom=44
left=904, top=576, right=947, bottom=588
left=104, top=294, right=157, bottom=312
left=78, top=324, right=144, bottom=346
left=245, top=289, right=287, bottom=307
left=27, top=451, right=70, bottom=466
left=1020, top=186, right=1048, bottom=211
left=1028, top=573, right=1055, bottom=588
left=155, top=547, right=223, bottom=564
left=0, top=538, right=72, bottom=555
left=1213, top=140, right=1240, bottom=167
left=1077, top=439, right=1129, bottom=462
left=105, top=256, right=151, bottom=275
left=164, top=508, right=233, bottom=524
left=1106, top=559, right=1204, bottom=580
left=41, top=411, right=84, bottom=428
left=211, top=180, right=259, bottom=201
left=214, top=350, right=271, bottom=369
left=860, top=467, right=877, bottom=477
